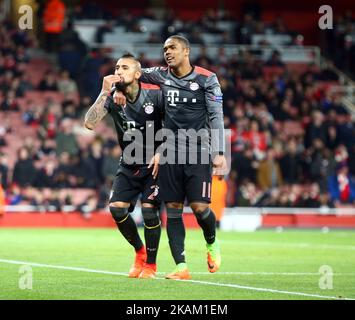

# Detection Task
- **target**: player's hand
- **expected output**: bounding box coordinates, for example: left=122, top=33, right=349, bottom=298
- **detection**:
left=212, top=154, right=228, bottom=180
left=113, top=90, right=127, bottom=107
left=148, top=153, right=160, bottom=179
left=102, top=75, right=123, bottom=94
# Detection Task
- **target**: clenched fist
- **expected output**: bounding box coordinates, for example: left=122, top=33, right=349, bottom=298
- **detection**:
left=102, top=75, right=123, bottom=94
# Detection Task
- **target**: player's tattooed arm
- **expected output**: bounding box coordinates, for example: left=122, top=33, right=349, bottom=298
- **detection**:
left=84, top=91, right=109, bottom=130
left=84, top=75, right=122, bottom=130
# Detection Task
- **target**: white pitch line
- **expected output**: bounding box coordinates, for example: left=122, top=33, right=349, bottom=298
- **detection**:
left=158, top=272, right=355, bottom=276
left=219, top=240, right=355, bottom=251
left=0, top=259, right=354, bottom=300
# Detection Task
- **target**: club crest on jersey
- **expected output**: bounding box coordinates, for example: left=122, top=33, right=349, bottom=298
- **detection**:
left=143, top=102, right=154, bottom=114
left=189, top=82, right=199, bottom=91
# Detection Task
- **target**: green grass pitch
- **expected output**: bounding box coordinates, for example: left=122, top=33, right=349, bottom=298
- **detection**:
left=0, top=228, right=354, bottom=300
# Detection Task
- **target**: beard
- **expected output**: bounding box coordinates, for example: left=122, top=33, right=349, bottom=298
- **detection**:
left=115, top=81, right=126, bottom=91
left=115, top=79, right=134, bottom=91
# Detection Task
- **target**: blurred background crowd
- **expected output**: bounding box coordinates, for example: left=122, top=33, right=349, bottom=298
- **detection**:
left=0, top=0, right=354, bottom=212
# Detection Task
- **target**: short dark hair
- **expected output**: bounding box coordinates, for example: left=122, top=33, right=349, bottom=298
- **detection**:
left=166, top=35, right=190, bottom=48
left=119, top=53, right=139, bottom=62
left=117, top=53, right=141, bottom=70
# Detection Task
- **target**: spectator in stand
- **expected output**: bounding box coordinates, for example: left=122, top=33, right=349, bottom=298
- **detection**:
left=235, top=14, right=256, bottom=44
left=37, top=139, right=57, bottom=159
left=280, top=139, right=303, bottom=184
left=304, top=110, right=328, bottom=149
left=6, top=184, right=23, bottom=205
left=42, top=0, right=66, bottom=52
left=102, top=145, right=121, bottom=180
left=242, top=119, right=267, bottom=159
left=239, top=50, right=263, bottom=80
left=0, top=126, right=6, bottom=147
left=53, top=151, right=73, bottom=188
left=328, top=163, right=355, bottom=206
left=0, top=153, right=9, bottom=189
left=38, top=71, right=58, bottom=91
left=55, top=118, right=79, bottom=156
left=0, top=181, right=4, bottom=216
left=95, top=20, right=115, bottom=43
left=77, top=96, right=93, bottom=116
left=232, top=145, right=258, bottom=184
left=265, top=50, right=285, bottom=67
left=86, top=139, right=105, bottom=184
left=319, top=192, right=334, bottom=208
left=80, top=48, right=107, bottom=101
left=236, top=180, right=261, bottom=206
left=58, top=20, right=87, bottom=79
left=57, top=70, right=78, bottom=97
left=299, top=183, right=322, bottom=208
left=62, top=101, right=78, bottom=119
left=0, top=90, right=19, bottom=111
left=12, top=147, right=37, bottom=187
left=257, top=147, right=283, bottom=191
left=34, top=159, right=57, bottom=188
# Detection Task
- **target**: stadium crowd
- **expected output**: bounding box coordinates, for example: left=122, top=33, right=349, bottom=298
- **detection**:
left=0, top=3, right=354, bottom=212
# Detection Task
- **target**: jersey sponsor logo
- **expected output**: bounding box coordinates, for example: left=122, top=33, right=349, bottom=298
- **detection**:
left=164, top=80, right=171, bottom=86
left=167, top=90, right=197, bottom=106
left=123, top=120, right=136, bottom=131
left=189, top=82, right=199, bottom=91
left=167, top=90, right=179, bottom=106
left=143, top=102, right=154, bottom=114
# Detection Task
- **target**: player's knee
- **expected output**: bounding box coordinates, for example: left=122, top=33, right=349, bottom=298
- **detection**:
left=166, top=206, right=183, bottom=219
left=109, top=205, right=129, bottom=223
left=193, top=207, right=211, bottom=221
left=142, top=202, right=155, bottom=209
left=142, top=207, right=159, bottom=221
left=166, top=202, right=183, bottom=210
left=142, top=207, right=161, bottom=229
left=109, top=201, right=130, bottom=208
left=190, top=203, right=209, bottom=215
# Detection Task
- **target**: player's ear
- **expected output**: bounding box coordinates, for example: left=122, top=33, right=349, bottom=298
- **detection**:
left=184, top=46, right=190, bottom=57
left=135, top=70, right=142, bottom=80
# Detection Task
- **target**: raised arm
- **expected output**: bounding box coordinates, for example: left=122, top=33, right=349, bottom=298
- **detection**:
left=140, top=67, right=165, bottom=84
left=84, top=75, right=122, bottom=130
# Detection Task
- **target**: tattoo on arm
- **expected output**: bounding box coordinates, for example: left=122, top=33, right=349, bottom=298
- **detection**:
left=84, top=91, right=109, bottom=129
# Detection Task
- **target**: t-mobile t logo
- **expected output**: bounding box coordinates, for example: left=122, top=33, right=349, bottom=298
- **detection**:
left=167, top=90, right=197, bottom=106
left=167, top=90, right=179, bottom=106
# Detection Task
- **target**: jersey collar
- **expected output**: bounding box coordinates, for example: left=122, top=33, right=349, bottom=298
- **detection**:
left=168, top=64, right=195, bottom=80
